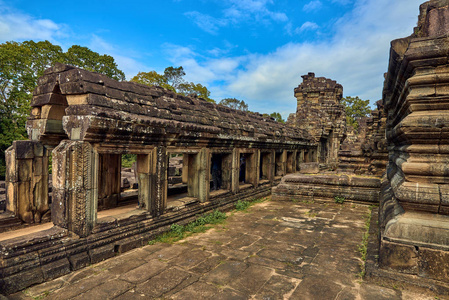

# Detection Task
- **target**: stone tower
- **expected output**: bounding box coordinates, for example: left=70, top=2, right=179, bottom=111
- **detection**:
left=293, top=73, right=346, bottom=166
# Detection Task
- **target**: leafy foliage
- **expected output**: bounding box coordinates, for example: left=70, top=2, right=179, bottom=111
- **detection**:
left=121, top=154, right=137, bottom=168
left=0, top=40, right=125, bottom=179
left=235, top=200, right=251, bottom=211
left=131, top=66, right=215, bottom=103
left=131, top=71, right=174, bottom=92
left=334, top=195, right=345, bottom=204
left=270, top=112, right=285, bottom=123
left=341, top=96, right=371, bottom=130
left=219, top=98, right=249, bottom=111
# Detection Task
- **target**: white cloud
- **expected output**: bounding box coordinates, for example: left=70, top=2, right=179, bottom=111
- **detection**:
left=186, top=0, right=288, bottom=33
left=303, top=0, right=323, bottom=12
left=296, top=22, right=319, bottom=33
left=331, top=0, right=353, bottom=5
left=184, top=11, right=228, bottom=35
left=0, top=7, right=66, bottom=42
left=167, top=0, right=423, bottom=118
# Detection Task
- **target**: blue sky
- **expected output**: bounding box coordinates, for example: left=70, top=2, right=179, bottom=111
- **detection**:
left=1, top=0, right=422, bottom=118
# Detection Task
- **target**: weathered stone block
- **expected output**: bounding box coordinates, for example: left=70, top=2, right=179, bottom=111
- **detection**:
left=299, top=163, right=319, bottom=174
left=379, top=240, right=418, bottom=274
left=0, top=267, right=44, bottom=294
left=418, top=247, right=449, bottom=281
left=68, top=252, right=90, bottom=270
left=115, top=237, right=143, bottom=254
left=41, top=258, right=71, bottom=281
left=88, top=244, right=115, bottom=264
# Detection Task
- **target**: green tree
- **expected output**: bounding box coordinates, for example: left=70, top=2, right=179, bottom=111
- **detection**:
left=163, top=66, right=186, bottom=91
left=269, top=112, right=285, bottom=123
left=132, top=71, right=175, bottom=92
left=0, top=40, right=125, bottom=178
left=218, top=98, right=249, bottom=111
left=132, top=66, right=215, bottom=103
left=64, top=45, right=125, bottom=81
left=341, top=96, right=371, bottom=130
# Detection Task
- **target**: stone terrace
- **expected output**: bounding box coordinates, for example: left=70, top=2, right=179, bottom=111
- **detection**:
left=6, top=199, right=438, bottom=300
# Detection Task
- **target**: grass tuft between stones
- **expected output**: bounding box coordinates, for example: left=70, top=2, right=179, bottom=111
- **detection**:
left=235, top=197, right=269, bottom=212
left=358, top=206, right=373, bottom=279
left=148, top=210, right=227, bottom=244
left=334, top=195, right=345, bottom=204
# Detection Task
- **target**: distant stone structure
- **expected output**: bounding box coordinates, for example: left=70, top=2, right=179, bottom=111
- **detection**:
left=379, top=0, right=449, bottom=284
left=273, top=72, right=383, bottom=204
left=338, top=100, right=388, bottom=176
left=293, top=72, right=346, bottom=167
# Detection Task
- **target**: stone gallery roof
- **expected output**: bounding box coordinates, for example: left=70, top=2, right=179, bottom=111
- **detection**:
left=29, top=63, right=313, bottom=148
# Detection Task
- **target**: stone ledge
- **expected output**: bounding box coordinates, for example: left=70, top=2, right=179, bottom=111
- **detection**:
left=272, top=173, right=381, bottom=204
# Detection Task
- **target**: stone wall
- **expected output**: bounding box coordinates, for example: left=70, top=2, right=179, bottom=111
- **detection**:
left=379, top=0, right=449, bottom=284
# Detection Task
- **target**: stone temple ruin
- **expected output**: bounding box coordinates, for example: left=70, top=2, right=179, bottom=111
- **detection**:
left=2, top=0, right=449, bottom=295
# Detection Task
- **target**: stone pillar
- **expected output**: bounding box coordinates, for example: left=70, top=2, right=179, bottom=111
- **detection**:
left=98, top=154, right=121, bottom=209
left=231, top=148, right=240, bottom=193
left=5, top=141, right=49, bottom=223
left=221, top=153, right=233, bottom=190
left=275, top=151, right=287, bottom=176
left=52, top=140, right=98, bottom=237
left=188, top=148, right=210, bottom=202
left=245, top=151, right=258, bottom=187
left=149, top=146, right=167, bottom=216
left=286, top=151, right=296, bottom=173
left=137, top=153, right=152, bottom=210
left=182, top=154, right=188, bottom=184
left=268, top=151, right=276, bottom=181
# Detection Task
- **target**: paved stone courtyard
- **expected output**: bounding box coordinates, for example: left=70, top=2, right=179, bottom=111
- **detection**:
left=6, top=199, right=438, bottom=299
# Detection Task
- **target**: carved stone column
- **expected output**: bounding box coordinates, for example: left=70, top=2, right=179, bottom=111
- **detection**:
left=52, top=140, right=98, bottom=237
left=149, top=146, right=167, bottom=216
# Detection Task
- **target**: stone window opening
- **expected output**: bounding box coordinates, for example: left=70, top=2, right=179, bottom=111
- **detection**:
left=259, top=152, right=272, bottom=184
left=304, top=150, right=310, bottom=163
left=239, top=151, right=257, bottom=190
left=165, top=148, right=209, bottom=210
left=210, top=153, right=222, bottom=192
left=95, top=153, right=140, bottom=221
left=210, top=152, right=232, bottom=198
left=239, top=153, right=247, bottom=184
left=296, top=150, right=304, bottom=171
left=275, top=151, right=285, bottom=179
left=165, top=152, right=194, bottom=211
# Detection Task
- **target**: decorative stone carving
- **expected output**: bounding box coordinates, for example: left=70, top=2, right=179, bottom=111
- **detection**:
left=380, top=0, right=449, bottom=283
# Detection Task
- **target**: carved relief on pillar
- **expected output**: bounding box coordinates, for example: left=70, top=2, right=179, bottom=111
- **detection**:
left=52, top=140, right=98, bottom=237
